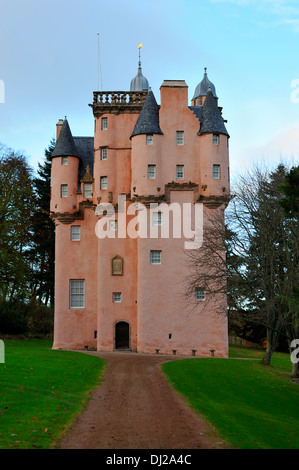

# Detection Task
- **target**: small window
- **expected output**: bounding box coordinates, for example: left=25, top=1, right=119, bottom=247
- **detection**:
left=195, top=288, right=206, bottom=301
left=84, top=183, right=92, bottom=198
left=71, top=226, right=81, bottom=241
left=100, top=176, right=108, bottom=190
left=61, top=184, right=68, bottom=198
left=61, top=156, right=68, bottom=165
left=213, top=164, right=220, bottom=180
left=113, top=292, right=122, bottom=303
left=176, top=165, right=184, bottom=180
left=101, top=148, right=107, bottom=160
left=176, top=131, right=184, bottom=145
left=213, top=134, right=219, bottom=145
left=148, top=164, right=156, bottom=180
left=101, top=117, right=108, bottom=130
left=152, top=212, right=163, bottom=226
left=150, top=250, right=162, bottom=265
left=146, top=134, right=153, bottom=145
left=70, top=280, right=85, bottom=309
left=109, top=220, right=118, bottom=231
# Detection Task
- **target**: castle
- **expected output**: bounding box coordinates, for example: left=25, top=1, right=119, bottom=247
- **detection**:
left=50, top=55, right=230, bottom=357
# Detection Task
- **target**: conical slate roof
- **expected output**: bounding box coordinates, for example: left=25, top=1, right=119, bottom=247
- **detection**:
left=192, top=69, right=217, bottom=100
left=130, top=90, right=163, bottom=139
left=51, top=119, right=80, bottom=158
left=198, top=89, right=229, bottom=137
left=130, top=63, right=149, bottom=92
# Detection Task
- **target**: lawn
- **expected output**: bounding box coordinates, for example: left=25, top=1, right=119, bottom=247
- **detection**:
left=0, top=339, right=105, bottom=449
left=162, top=346, right=299, bottom=449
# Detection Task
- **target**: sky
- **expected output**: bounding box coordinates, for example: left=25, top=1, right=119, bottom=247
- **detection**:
left=1, top=0, right=299, bottom=181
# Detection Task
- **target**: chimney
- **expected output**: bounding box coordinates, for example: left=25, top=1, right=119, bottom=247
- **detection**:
left=56, top=119, right=64, bottom=140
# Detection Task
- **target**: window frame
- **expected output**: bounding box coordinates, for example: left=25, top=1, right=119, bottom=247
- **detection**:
left=113, top=292, right=122, bottom=303
left=213, top=134, right=219, bottom=145
left=83, top=182, right=93, bottom=198
left=176, top=164, right=184, bottom=180
left=101, top=117, right=108, bottom=130
left=176, top=131, right=184, bottom=146
left=195, top=288, right=206, bottom=302
left=61, top=156, right=68, bottom=165
left=61, top=184, right=68, bottom=198
left=213, top=164, right=221, bottom=180
left=148, top=164, right=156, bottom=180
left=101, top=147, right=108, bottom=160
left=146, top=134, right=153, bottom=145
left=70, top=280, right=85, bottom=309
left=100, top=176, right=108, bottom=190
left=71, top=225, right=81, bottom=241
left=150, top=250, right=162, bottom=265
left=152, top=212, right=163, bottom=226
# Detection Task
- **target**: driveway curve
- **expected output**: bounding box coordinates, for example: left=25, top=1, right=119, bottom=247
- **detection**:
left=57, top=351, right=230, bottom=449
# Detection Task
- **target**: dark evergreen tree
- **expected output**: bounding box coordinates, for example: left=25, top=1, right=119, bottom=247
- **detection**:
left=29, top=139, right=55, bottom=306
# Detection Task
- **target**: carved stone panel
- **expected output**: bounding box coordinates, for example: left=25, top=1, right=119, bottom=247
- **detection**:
left=112, top=255, right=123, bottom=276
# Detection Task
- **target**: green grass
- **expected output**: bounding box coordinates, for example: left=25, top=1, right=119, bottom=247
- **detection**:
left=162, top=347, right=299, bottom=449
left=0, top=339, right=105, bottom=449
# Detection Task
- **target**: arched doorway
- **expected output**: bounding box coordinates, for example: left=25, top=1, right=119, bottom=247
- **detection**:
left=115, top=321, right=130, bottom=350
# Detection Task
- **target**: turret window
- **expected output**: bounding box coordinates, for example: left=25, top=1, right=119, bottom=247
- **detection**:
left=71, top=226, right=81, bottom=241
left=101, top=147, right=107, bottom=160
left=84, top=183, right=93, bottom=198
left=113, top=292, right=122, bottom=303
left=213, top=134, right=219, bottom=145
left=101, top=117, right=108, bottom=130
left=61, top=184, right=68, bottom=198
left=176, top=165, right=184, bottom=180
left=100, top=176, right=108, bottom=190
left=213, top=164, right=221, bottom=180
left=148, top=165, right=156, bottom=179
left=146, top=134, right=153, bottom=145
left=195, top=288, right=206, bottom=301
left=176, top=131, right=184, bottom=145
left=61, top=156, right=68, bottom=165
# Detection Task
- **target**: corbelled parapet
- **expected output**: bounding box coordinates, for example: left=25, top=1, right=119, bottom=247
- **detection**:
left=90, top=90, right=148, bottom=117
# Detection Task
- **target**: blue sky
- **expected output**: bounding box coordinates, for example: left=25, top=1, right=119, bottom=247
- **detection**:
left=1, top=0, right=299, bottom=180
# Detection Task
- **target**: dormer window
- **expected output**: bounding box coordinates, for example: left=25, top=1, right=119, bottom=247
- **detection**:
left=61, top=156, right=68, bottom=165
left=146, top=134, right=153, bottom=145
left=84, top=183, right=92, bottom=198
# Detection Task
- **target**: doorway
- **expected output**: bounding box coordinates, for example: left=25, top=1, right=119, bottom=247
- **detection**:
left=115, top=321, right=130, bottom=350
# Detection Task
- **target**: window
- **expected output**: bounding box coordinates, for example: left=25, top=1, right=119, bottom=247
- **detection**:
left=71, top=226, right=81, bottom=241
left=109, top=220, right=118, bottom=231
left=113, top=292, right=122, bottom=303
left=195, top=288, right=206, bottom=301
left=148, top=164, right=156, bottom=179
left=213, top=134, right=219, bottom=145
left=152, top=212, right=163, bottom=226
left=101, top=147, right=107, bottom=160
left=101, top=117, right=108, bottom=130
left=150, top=250, right=162, bottom=265
left=100, top=176, right=108, bottom=190
left=61, top=184, right=68, bottom=198
left=84, top=183, right=92, bottom=198
left=176, top=131, right=184, bottom=145
left=176, top=165, right=184, bottom=180
left=70, top=280, right=85, bottom=308
left=146, top=134, right=153, bottom=145
left=61, top=156, right=68, bottom=165
left=213, top=164, right=220, bottom=180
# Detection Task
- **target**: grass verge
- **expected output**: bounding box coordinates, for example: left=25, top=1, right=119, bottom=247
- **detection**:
left=162, top=346, right=299, bottom=449
left=0, top=339, right=105, bottom=449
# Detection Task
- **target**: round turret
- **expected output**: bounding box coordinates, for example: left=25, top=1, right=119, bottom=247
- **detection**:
left=192, top=68, right=217, bottom=105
